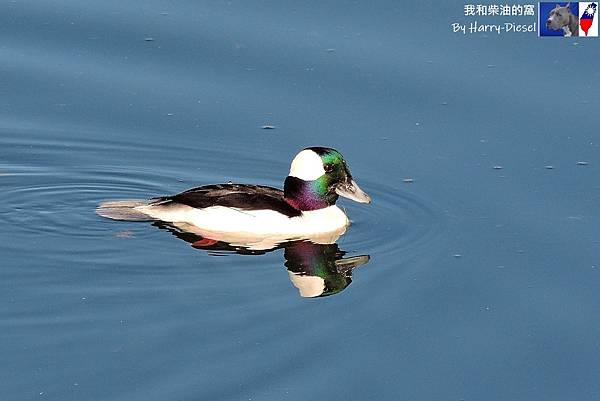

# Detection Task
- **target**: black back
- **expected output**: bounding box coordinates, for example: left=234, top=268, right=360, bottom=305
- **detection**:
left=150, top=183, right=302, bottom=218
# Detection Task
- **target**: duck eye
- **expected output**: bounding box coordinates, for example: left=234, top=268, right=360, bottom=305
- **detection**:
left=324, top=163, right=334, bottom=173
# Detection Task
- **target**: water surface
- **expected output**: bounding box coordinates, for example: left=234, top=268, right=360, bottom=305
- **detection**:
left=2, top=1, right=600, bottom=400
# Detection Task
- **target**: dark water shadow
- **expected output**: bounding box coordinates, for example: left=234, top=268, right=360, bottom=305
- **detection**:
left=152, top=221, right=370, bottom=298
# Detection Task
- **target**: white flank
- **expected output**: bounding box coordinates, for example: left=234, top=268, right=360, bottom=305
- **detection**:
left=288, top=149, right=325, bottom=181
left=134, top=203, right=349, bottom=237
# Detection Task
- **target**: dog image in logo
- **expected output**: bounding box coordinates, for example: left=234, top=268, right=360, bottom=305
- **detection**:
left=545, top=2, right=580, bottom=36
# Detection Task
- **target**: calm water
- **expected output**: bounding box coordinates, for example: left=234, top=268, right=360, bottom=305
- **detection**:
left=2, top=1, right=600, bottom=400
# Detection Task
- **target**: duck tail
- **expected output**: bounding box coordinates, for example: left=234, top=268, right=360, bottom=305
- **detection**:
left=96, top=199, right=154, bottom=221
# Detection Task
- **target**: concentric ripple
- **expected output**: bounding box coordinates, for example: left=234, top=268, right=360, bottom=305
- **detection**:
left=1, top=168, right=161, bottom=238
left=0, top=129, right=274, bottom=242
left=0, top=125, right=445, bottom=401
left=0, top=128, right=442, bottom=264
left=337, top=179, right=442, bottom=258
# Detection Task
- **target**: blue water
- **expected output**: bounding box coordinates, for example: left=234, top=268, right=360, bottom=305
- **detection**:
left=2, top=1, right=600, bottom=400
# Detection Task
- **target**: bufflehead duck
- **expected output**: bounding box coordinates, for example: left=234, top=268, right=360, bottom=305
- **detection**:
left=97, top=147, right=371, bottom=241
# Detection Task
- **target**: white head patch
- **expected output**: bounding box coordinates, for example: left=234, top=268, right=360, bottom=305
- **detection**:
left=289, top=149, right=325, bottom=181
left=288, top=272, right=326, bottom=298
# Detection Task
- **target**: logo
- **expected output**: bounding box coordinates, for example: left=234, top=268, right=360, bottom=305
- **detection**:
left=579, top=2, right=598, bottom=36
left=452, top=3, right=537, bottom=35
left=539, top=2, right=598, bottom=36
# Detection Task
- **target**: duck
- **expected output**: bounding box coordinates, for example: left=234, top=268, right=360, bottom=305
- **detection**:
left=97, top=147, right=371, bottom=241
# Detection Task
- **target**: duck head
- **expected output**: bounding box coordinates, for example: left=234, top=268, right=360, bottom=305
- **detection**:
left=284, top=147, right=371, bottom=211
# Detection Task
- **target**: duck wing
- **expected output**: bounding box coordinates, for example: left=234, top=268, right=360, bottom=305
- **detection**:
left=150, top=183, right=301, bottom=217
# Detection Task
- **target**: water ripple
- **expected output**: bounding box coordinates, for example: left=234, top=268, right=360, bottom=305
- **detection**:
left=0, top=128, right=443, bottom=264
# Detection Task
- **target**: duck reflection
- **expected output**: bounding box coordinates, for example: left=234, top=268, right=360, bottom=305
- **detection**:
left=152, top=221, right=370, bottom=298
left=283, top=240, right=369, bottom=297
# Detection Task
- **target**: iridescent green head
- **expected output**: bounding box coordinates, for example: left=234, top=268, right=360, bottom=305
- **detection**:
left=284, top=147, right=371, bottom=211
